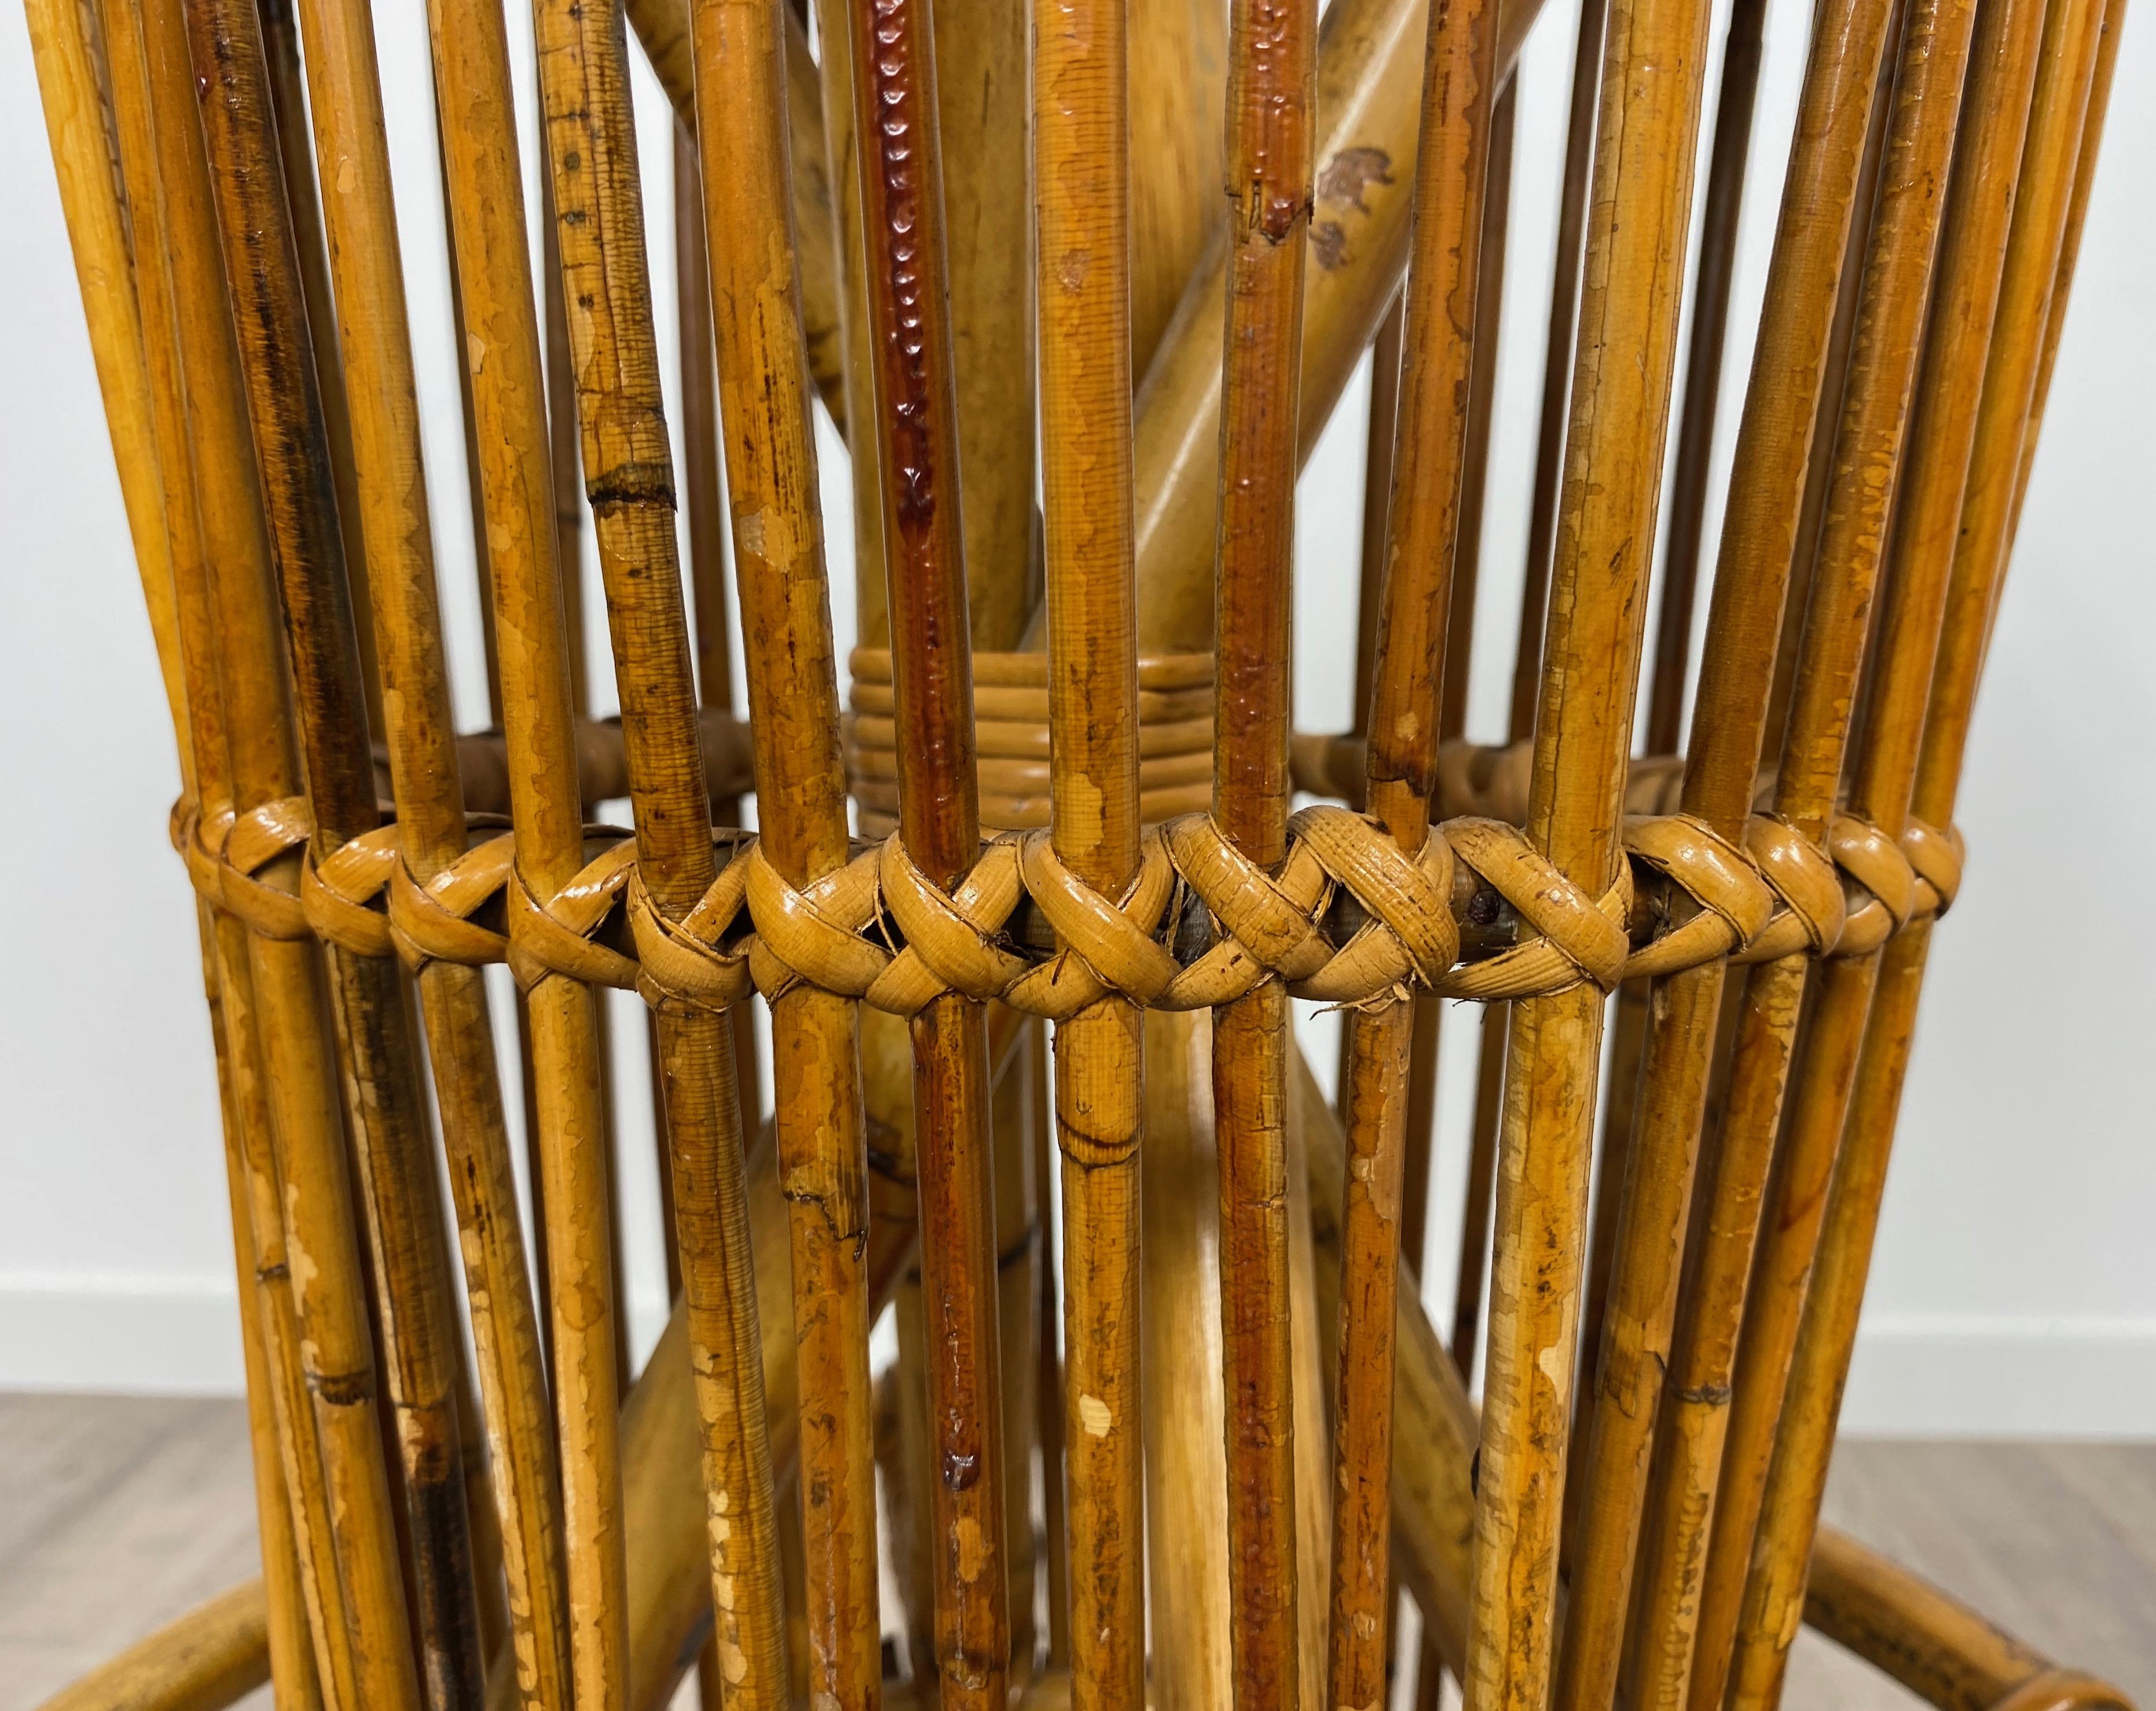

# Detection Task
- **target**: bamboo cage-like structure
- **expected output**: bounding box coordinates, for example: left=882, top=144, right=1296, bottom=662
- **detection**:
left=21, top=0, right=2137, bottom=1694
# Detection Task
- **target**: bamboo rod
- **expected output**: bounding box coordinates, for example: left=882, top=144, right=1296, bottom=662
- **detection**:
left=529, top=0, right=795, bottom=1702
left=841, top=0, right=1011, bottom=1697
left=1034, top=0, right=1146, bottom=1684
left=1326, top=0, right=1501, bottom=1684
left=1551, top=0, right=1901, bottom=1686
left=143, top=0, right=439, bottom=1699
left=1132, top=0, right=1552, bottom=652
left=1719, top=0, right=2109, bottom=1699
left=1618, top=0, right=1977, bottom=1697
left=1460, top=0, right=1718, bottom=1688
left=1130, top=0, right=1229, bottom=382
left=33, top=1580, right=272, bottom=1711
left=1675, top=0, right=2051, bottom=1691
left=685, top=0, right=881, bottom=1694
left=1516, top=0, right=1610, bottom=707
left=1642, top=0, right=1769, bottom=757
left=1207, top=0, right=1321, bottom=1692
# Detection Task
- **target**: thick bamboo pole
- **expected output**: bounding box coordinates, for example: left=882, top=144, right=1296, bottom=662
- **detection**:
left=1130, top=0, right=1228, bottom=382
left=1680, top=0, right=2050, bottom=1692
left=1618, top=0, right=1979, bottom=1699
left=1034, top=0, right=1147, bottom=1690
left=1132, top=0, right=1550, bottom=651
left=1720, top=0, right=2109, bottom=1698
left=1551, top=0, right=1900, bottom=1692
left=1325, top=0, right=1500, bottom=1687
left=1460, top=0, right=1717, bottom=1691
left=684, top=0, right=881, bottom=1697
left=841, top=0, right=1010, bottom=1700
left=1206, top=0, right=1320, bottom=1692
left=527, top=0, right=792, bottom=1702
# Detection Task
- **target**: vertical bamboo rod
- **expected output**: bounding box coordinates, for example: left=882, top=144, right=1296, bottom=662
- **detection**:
left=1461, top=0, right=1717, bottom=1689
left=1719, top=2, right=2107, bottom=1701
left=1550, top=0, right=1900, bottom=1687
left=278, top=0, right=602, bottom=1698
left=1644, top=0, right=1769, bottom=757
left=1680, top=0, right=2050, bottom=1693
left=1208, top=0, right=1319, bottom=1689
left=1035, top=0, right=1146, bottom=1685
left=1516, top=0, right=1611, bottom=679
left=1618, top=0, right=1978, bottom=1699
left=686, top=0, right=881, bottom=1698
left=1327, top=0, right=1502, bottom=1687
left=529, top=0, right=795, bottom=1704
left=156, top=0, right=442, bottom=1700
left=843, top=0, right=1011, bottom=1692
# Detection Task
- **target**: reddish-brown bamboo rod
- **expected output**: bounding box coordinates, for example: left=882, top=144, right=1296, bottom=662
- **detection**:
left=1461, top=0, right=1719, bottom=1689
left=141, top=0, right=438, bottom=1699
left=1552, top=0, right=1900, bottom=1687
left=1033, top=0, right=1146, bottom=1684
left=1516, top=0, right=1610, bottom=690
left=685, top=0, right=879, bottom=1697
left=1031, top=1040, right=1072, bottom=1677
left=1680, top=0, right=2051, bottom=1694
left=1134, top=0, right=1553, bottom=654
left=1616, top=0, right=1978, bottom=1700
left=1643, top=0, right=1769, bottom=756
left=1206, top=0, right=1322, bottom=1692
left=672, top=130, right=760, bottom=1124
left=1327, top=0, right=1501, bottom=1686
left=1719, top=3, right=2108, bottom=1701
left=842, top=0, right=1010, bottom=1691
left=532, top=0, right=799, bottom=1702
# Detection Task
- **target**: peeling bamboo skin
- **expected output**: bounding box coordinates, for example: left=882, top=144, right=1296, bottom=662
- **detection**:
left=529, top=0, right=798, bottom=1698
left=686, top=0, right=879, bottom=1697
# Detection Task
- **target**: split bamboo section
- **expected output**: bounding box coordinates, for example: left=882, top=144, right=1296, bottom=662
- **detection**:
left=31, top=0, right=2140, bottom=1701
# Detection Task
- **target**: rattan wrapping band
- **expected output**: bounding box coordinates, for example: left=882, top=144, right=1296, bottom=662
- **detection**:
left=170, top=787, right=1964, bottom=1019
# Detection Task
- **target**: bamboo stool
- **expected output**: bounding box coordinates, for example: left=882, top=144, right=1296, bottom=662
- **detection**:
left=24, top=0, right=2135, bottom=1698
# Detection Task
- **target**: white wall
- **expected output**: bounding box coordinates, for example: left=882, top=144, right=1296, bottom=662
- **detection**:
left=1, top=0, right=2148, bottom=1433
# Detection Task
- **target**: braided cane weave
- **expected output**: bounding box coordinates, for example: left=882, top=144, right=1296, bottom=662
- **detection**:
left=24, top=0, right=2137, bottom=1688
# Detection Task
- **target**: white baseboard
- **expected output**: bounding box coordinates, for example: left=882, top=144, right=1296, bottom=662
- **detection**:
left=1839, top=1315, right=2156, bottom=1438
left=3, top=1283, right=2151, bottom=1438
left=0, top=1275, right=246, bottom=1395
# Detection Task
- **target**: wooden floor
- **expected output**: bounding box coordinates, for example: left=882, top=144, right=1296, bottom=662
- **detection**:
left=2, top=1394, right=2149, bottom=1711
